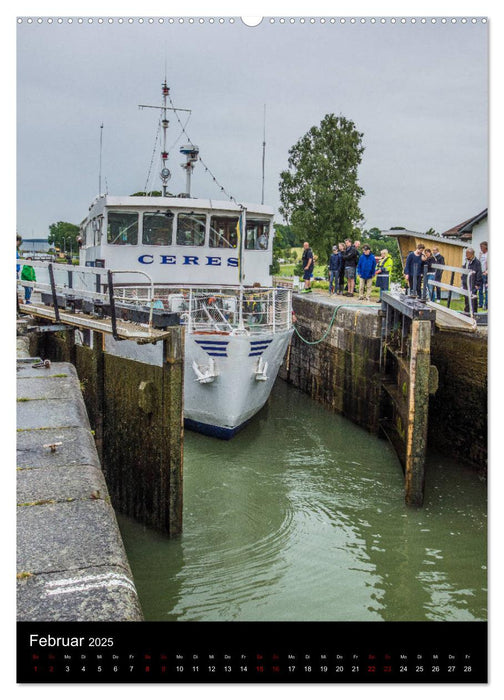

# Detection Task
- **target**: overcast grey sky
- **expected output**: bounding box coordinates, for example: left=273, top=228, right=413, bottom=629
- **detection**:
left=16, top=15, right=488, bottom=239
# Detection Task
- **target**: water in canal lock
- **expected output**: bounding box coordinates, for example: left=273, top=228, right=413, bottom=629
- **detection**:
left=117, top=380, right=487, bottom=623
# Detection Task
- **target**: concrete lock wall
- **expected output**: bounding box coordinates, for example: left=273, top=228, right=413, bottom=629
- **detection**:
left=280, top=297, right=487, bottom=475
left=428, top=330, right=488, bottom=472
left=101, top=348, right=184, bottom=535
left=16, top=352, right=143, bottom=621
left=280, top=297, right=383, bottom=433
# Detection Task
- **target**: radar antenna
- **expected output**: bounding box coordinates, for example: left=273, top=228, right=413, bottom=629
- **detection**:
left=179, top=144, right=200, bottom=198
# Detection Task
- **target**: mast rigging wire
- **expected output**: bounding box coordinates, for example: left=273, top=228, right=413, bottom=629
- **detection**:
left=144, top=118, right=162, bottom=194
left=167, top=94, right=244, bottom=209
left=144, top=111, right=193, bottom=195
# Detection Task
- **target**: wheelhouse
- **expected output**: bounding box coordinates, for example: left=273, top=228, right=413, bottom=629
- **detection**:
left=79, top=196, right=274, bottom=287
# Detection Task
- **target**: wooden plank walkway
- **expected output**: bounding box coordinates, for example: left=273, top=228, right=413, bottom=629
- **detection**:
left=426, top=302, right=478, bottom=332
left=18, top=301, right=173, bottom=344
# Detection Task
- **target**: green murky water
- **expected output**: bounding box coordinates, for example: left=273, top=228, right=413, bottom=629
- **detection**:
left=117, top=381, right=487, bottom=622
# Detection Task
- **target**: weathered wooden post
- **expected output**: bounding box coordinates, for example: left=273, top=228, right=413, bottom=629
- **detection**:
left=162, top=328, right=185, bottom=536
left=90, top=331, right=105, bottom=462
left=378, top=293, right=436, bottom=506
left=404, top=319, right=431, bottom=506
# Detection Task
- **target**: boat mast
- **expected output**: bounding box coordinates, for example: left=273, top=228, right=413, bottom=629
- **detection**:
left=139, top=81, right=192, bottom=197
left=98, top=122, right=104, bottom=195
left=261, top=105, right=266, bottom=205
left=160, top=81, right=171, bottom=197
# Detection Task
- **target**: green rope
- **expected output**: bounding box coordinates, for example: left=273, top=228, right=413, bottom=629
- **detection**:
left=293, top=302, right=381, bottom=345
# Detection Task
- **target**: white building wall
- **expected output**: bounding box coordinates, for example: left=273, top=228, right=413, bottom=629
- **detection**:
left=470, top=218, right=489, bottom=254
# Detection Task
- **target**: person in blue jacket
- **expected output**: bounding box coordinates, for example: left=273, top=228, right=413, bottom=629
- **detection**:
left=357, top=245, right=376, bottom=302
left=328, top=245, right=341, bottom=294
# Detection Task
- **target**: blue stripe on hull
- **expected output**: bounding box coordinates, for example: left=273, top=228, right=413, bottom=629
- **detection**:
left=184, top=417, right=251, bottom=440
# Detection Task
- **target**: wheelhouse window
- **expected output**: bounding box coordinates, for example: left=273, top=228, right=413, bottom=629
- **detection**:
left=245, top=220, right=270, bottom=250
left=143, top=211, right=173, bottom=245
left=107, top=212, right=139, bottom=245
left=209, top=215, right=238, bottom=248
left=176, top=213, right=206, bottom=246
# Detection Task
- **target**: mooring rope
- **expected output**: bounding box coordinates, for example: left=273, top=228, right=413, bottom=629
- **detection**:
left=293, top=302, right=381, bottom=345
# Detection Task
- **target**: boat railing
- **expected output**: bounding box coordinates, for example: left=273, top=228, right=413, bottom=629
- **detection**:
left=114, top=285, right=293, bottom=335
left=17, top=260, right=292, bottom=335
left=17, top=260, right=161, bottom=335
left=17, top=260, right=155, bottom=305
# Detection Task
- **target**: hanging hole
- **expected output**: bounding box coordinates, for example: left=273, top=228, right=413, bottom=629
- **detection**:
left=241, top=17, right=263, bottom=27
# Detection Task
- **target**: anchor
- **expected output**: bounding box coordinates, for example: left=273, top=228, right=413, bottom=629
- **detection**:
left=254, top=356, right=268, bottom=382
left=192, top=357, right=218, bottom=384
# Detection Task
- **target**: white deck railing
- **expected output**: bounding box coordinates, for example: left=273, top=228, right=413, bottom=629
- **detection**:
left=141, top=286, right=293, bottom=334
left=17, top=259, right=292, bottom=335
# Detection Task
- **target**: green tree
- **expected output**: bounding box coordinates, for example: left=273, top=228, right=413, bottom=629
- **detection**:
left=271, top=223, right=297, bottom=273
left=360, top=226, right=388, bottom=241
left=48, top=221, right=80, bottom=254
left=279, top=114, right=365, bottom=264
left=273, top=223, right=300, bottom=248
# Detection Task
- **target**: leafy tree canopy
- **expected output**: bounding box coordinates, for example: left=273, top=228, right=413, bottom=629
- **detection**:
left=271, top=224, right=292, bottom=274
left=360, top=226, right=388, bottom=242
left=273, top=223, right=300, bottom=251
left=48, top=221, right=80, bottom=252
left=279, top=113, right=365, bottom=264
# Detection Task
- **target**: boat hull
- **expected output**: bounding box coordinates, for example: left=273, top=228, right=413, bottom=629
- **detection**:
left=103, top=326, right=293, bottom=439
left=184, top=328, right=293, bottom=438
left=184, top=417, right=251, bottom=440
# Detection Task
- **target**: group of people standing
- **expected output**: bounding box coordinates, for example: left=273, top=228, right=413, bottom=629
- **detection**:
left=404, top=240, right=488, bottom=314
left=404, top=243, right=445, bottom=300
left=301, top=239, right=393, bottom=301
left=299, top=236, right=488, bottom=315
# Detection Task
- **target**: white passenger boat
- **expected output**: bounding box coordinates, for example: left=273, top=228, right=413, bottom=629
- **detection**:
left=76, top=82, right=293, bottom=438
